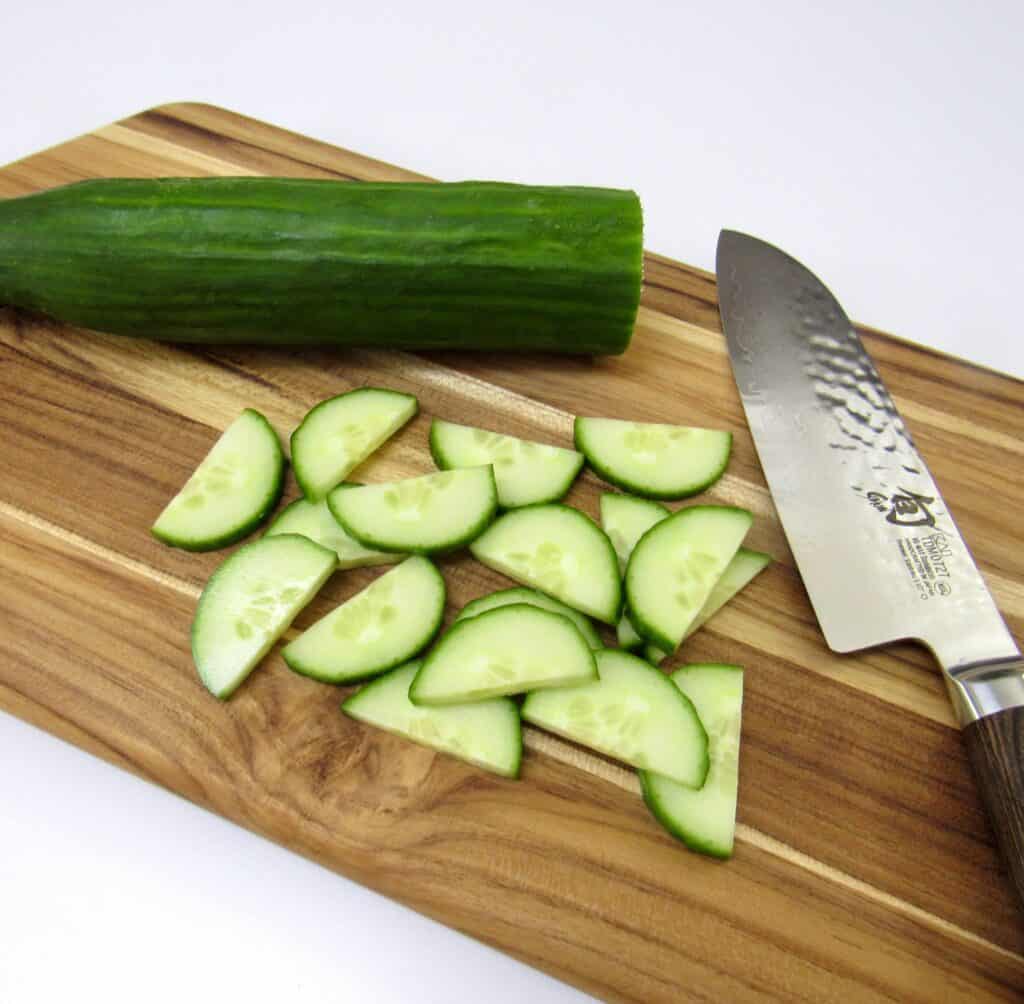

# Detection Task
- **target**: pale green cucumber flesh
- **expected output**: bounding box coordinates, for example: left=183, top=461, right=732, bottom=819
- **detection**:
left=469, top=504, right=621, bottom=624
left=599, top=493, right=671, bottom=575
left=266, top=495, right=403, bottom=568
left=521, top=649, right=709, bottom=787
left=290, top=388, right=418, bottom=501
left=410, top=604, right=598, bottom=705
left=639, top=663, right=743, bottom=858
left=429, top=418, right=584, bottom=508
left=454, top=587, right=603, bottom=650
left=282, top=555, right=445, bottom=683
left=328, top=467, right=497, bottom=555
left=343, top=661, right=522, bottom=778
left=191, top=534, right=337, bottom=699
left=152, top=409, right=284, bottom=552
left=643, top=547, right=772, bottom=664
left=576, top=417, right=732, bottom=500
left=617, top=614, right=644, bottom=650
left=625, top=506, right=752, bottom=652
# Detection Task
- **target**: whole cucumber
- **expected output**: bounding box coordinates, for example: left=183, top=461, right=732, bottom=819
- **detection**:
left=0, top=177, right=643, bottom=354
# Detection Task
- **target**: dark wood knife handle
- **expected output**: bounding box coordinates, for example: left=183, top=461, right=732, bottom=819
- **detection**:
left=964, top=706, right=1024, bottom=904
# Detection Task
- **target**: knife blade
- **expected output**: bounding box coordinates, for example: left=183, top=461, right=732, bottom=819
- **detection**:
left=716, top=229, right=1024, bottom=903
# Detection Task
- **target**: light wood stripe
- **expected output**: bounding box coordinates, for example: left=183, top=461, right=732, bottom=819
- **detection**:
left=3, top=495, right=1015, bottom=973
left=94, top=124, right=263, bottom=177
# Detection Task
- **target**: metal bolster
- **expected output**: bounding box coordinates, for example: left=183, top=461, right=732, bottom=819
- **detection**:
left=945, top=657, right=1024, bottom=726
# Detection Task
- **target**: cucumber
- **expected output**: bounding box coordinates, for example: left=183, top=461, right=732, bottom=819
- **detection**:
left=453, top=587, right=603, bottom=651
left=265, top=495, right=403, bottom=569
left=599, top=493, right=670, bottom=650
left=469, top=504, right=621, bottom=624
left=410, top=604, right=598, bottom=705
left=0, top=178, right=643, bottom=355
left=328, top=467, right=498, bottom=555
left=151, top=409, right=284, bottom=551
left=291, top=388, right=418, bottom=501
left=575, top=418, right=732, bottom=499
left=521, top=649, right=708, bottom=788
left=616, top=615, right=644, bottom=651
left=342, top=661, right=522, bottom=778
left=191, top=534, right=337, bottom=698
left=429, top=419, right=584, bottom=508
left=282, top=555, right=445, bottom=683
left=599, top=494, right=671, bottom=574
left=625, top=506, right=752, bottom=653
left=644, top=548, right=772, bottom=665
left=640, top=664, right=743, bottom=858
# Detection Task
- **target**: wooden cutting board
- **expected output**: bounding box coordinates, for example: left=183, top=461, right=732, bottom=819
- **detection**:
left=2, top=103, right=1023, bottom=1003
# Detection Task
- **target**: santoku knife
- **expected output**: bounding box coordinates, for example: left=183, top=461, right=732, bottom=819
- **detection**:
left=716, top=230, right=1024, bottom=904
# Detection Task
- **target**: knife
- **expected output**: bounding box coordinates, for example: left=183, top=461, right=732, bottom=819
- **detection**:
left=716, top=230, right=1024, bottom=903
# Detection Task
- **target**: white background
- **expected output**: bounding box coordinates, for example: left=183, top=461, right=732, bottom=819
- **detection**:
left=2, top=3, right=1022, bottom=1002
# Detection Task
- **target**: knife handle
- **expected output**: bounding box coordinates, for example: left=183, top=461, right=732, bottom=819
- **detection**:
left=964, top=704, right=1024, bottom=905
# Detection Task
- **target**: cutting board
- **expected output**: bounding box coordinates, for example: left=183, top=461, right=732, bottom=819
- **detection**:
left=2, top=103, right=1023, bottom=1003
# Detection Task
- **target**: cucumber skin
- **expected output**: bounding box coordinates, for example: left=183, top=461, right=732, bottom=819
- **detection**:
left=282, top=558, right=447, bottom=685
left=151, top=409, right=285, bottom=552
left=328, top=467, right=499, bottom=556
left=575, top=419, right=732, bottom=500
left=0, top=178, right=643, bottom=355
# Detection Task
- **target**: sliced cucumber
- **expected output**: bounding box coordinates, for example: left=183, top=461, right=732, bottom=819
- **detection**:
left=265, top=495, right=403, bottom=569
left=342, top=661, right=522, bottom=778
left=599, top=493, right=670, bottom=650
left=625, top=506, right=752, bottom=653
left=640, top=664, right=743, bottom=858
left=152, top=409, right=284, bottom=552
left=191, top=534, right=337, bottom=698
left=575, top=417, right=731, bottom=500
left=454, top=587, right=603, bottom=651
left=644, top=548, right=772, bottom=664
left=328, top=467, right=498, bottom=555
left=599, top=494, right=671, bottom=574
left=291, top=388, right=418, bottom=501
left=469, top=504, right=621, bottom=624
left=282, top=555, right=445, bottom=683
left=521, top=649, right=708, bottom=787
left=616, top=615, right=644, bottom=651
left=429, top=418, right=584, bottom=508
left=410, top=604, right=598, bottom=705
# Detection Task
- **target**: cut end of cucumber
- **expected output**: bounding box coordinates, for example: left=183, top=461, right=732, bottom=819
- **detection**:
left=599, top=492, right=671, bottom=575
left=282, top=555, right=446, bottom=684
left=191, top=534, right=337, bottom=699
left=342, top=661, right=523, bottom=779
left=469, top=504, right=621, bottom=624
left=576, top=417, right=732, bottom=500
left=152, top=408, right=284, bottom=552
left=410, top=603, right=598, bottom=705
left=291, top=388, right=418, bottom=501
left=429, top=418, right=584, bottom=508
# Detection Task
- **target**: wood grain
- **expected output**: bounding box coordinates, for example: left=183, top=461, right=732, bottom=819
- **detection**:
left=2, top=101, right=1023, bottom=1000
